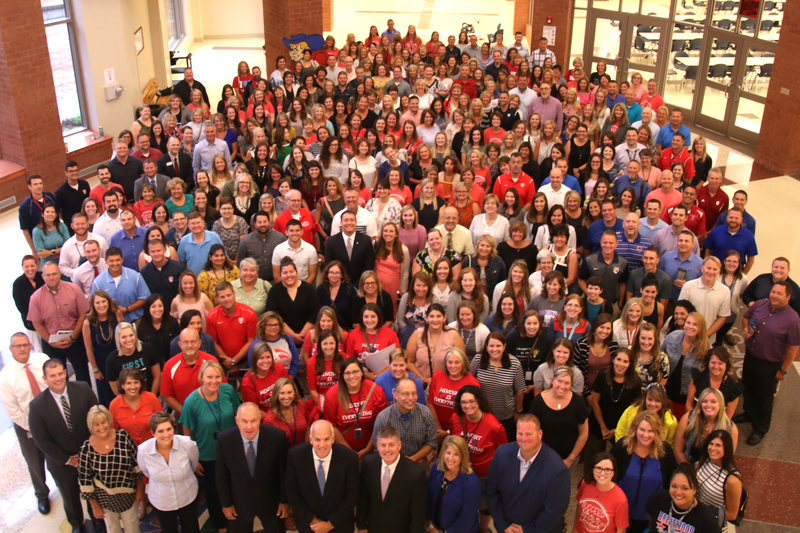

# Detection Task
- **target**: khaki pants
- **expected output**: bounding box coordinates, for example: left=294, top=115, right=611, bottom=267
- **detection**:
left=103, top=502, right=140, bottom=533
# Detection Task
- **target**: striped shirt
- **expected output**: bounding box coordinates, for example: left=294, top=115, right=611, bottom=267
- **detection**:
left=470, top=355, right=526, bottom=420
left=678, top=278, right=731, bottom=343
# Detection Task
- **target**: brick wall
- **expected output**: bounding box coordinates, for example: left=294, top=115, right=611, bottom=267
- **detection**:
left=513, top=0, right=529, bottom=35
left=263, top=0, right=324, bottom=75
left=754, top=0, right=800, bottom=175
left=531, top=0, right=574, bottom=69
left=0, top=0, right=71, bottom=213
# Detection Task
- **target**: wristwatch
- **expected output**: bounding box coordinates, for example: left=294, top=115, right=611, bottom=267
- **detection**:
left=780, top=368, right=788, bottom=375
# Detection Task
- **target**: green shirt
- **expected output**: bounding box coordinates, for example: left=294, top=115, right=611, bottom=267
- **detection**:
left=179, top=383, right=241, bottom=461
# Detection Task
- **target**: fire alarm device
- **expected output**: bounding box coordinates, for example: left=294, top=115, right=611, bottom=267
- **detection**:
left=546, top=16, right=553, bottom=24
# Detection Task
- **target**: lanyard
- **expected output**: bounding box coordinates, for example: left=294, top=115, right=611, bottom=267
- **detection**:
left=200, top=389, right=222, bottom=437
left=279, top=406, right=298, bottom=444
left=626, top=326, right=639, bottom=347
left=362, top=329, right=378, bottom=353
left=563, top=319, right=580, bottom=341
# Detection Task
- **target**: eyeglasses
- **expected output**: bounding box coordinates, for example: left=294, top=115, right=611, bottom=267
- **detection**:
left=593, top=466, right=614, bottom=475
left=10, top=343, right=31, bottom=349
left=460, top=399, right=477, bottom=405
left=266, top=323, right=281, bottom=329
left=343, top=370, right=362, bottom=377
left=396, top=392, right=417, bottom=398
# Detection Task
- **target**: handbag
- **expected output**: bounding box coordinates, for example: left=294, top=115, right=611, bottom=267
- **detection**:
left=724, top=470, right=748, bottom=527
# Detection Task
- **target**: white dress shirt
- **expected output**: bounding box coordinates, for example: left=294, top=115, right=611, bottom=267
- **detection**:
left=518, top=445, right=542, bottom=482
left=71, top=258, right=108, bottom=296
left=58, top=233, right=109, bottom=278
left=381, top=454, right=401, bottom=485
left=0, top=352, right=50, bottom=430
left=312, top=447, right=333, bottom=482
left=330, top=207, right=379, bottom=237
left=138, top=435, right=200, bottom=511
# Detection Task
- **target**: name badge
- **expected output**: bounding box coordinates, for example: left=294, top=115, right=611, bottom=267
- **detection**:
left=525, top=371, right=532, bottom=381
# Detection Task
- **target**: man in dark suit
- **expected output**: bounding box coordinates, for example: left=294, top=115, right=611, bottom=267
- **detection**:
left=324, top=210, right=374, bottom=284
left=133, top=159, right=170, bottom=201
left=29, top=359, right=99, bottom=533
left=216, top=402, right=290, bottom=533
left=157, top=137, right=195, bottom=191
left=485, top=414, right=570, bottom=533
left=356, top=426, right=427, bottom=533
left=286, top=420, right=359, bottom=533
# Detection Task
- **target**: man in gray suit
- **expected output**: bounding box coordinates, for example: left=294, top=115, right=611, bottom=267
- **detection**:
left=133, top=158, right=170, bottom=201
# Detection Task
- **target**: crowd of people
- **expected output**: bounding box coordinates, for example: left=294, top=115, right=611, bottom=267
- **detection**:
left=3, top=18, right=799, bottom=533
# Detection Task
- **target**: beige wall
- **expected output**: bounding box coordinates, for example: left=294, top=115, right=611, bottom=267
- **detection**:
left=199, top=0, right=264, bottom=39
left=72, top=0, right=169, bottom=138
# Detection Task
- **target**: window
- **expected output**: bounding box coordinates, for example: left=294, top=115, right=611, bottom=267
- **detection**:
left=42, top=0, right=86, bottom=135
left=163, top=0, right=185, bottom=49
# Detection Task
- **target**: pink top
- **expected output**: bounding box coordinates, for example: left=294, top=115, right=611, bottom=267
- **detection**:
left=413, top=328, right=458, bottom=379
left=172, top=296, right=210, bottom=329
left=399, top=225, right=428, bottom=260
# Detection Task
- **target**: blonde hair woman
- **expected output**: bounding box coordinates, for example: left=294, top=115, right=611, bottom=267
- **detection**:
left=107, top=322, right=161, bottom=396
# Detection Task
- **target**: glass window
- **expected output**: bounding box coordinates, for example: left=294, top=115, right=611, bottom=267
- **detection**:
left=42, top=0, right=85, bottom=135
left=572, top=9, right=588, bottom=67
left=163, top=0, right=185, bottom=49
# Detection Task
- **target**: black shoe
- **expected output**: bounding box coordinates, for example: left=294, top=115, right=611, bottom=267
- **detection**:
left=746, top=431, right=764, bottom=446
left=37, top=497, right=50, bottom=514
left=732, top=413, right=751, bottom=424
left=92, top=518, right=107, bottom=533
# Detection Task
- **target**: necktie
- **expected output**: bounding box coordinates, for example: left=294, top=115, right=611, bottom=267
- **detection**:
left=173, top=157, right=180, bottom=175
left=346, top=237, right=353, bottom=259
left=317, top=459, right=326, bottom=495
left=93, top=265, right=99, bottom=279
left=246, top=440, right=256, bottom=477
left=61, top=394, right=73, bottom=431
left=24, top=364, right=41, bottom=396
left=447, top=232, right=453, bottom=250
left=381, top=465, right=391, bottom=500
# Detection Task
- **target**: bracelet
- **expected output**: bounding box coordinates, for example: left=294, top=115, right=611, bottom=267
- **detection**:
left=92, top=367, right=100, bottom=373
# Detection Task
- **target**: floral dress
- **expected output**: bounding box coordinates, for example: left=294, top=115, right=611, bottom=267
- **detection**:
left=212, top=216, right=250, bottom=261
left=197, top=267, right=241, bottom=306
left=414, top=247, right=460, bottom=276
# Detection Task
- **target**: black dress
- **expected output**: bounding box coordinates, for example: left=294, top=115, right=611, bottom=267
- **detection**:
left=351, top=291, right=395, bottom=326
left=89, top=319, right=119, bottom=407
left=529, top=392, right=589, bottom=459
left=689, top=369, right=743, bottom=407
left=265, top=282, right=321, bottom=343
left=567, top=137, right=592, bottom=176
left=136, top=316, right=182, bottom=367
left=643, top=304, right=659, bottom=327
left=412, top=197, right=446, bottom=230
left=316, top=283, right=358, bottom=330
left=589, top=368, right=641, bottom=438
left=496, top=241, right=539, bottom=273
left=12, top=273, right=44, bottom=330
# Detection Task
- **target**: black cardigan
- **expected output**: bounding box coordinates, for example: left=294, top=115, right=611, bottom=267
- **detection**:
left=610, top=439, right=677, bottom=490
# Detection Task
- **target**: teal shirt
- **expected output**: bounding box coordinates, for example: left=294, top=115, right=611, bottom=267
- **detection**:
left=165, top=194, right=195, bottom=216
left=32, top=221, right=70, bottom=265
left=179, top=383, right=241, bottom=461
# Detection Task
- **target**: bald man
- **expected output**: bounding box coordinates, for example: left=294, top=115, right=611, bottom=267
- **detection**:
left=216, top=402, right=289, bottom=533
left=286, top=420, right=360, bottom=533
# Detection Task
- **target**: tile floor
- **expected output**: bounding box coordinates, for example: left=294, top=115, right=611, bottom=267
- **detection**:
left=2, top=1, right=799, bottom=530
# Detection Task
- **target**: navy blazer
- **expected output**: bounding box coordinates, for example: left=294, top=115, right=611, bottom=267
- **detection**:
left=426, top=461, right=482, bottom=533
left=485, top=442, right=571, bottom=533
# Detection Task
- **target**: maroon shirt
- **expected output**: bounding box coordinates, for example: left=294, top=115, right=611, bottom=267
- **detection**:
left=27, top=281, right=89, bottom=334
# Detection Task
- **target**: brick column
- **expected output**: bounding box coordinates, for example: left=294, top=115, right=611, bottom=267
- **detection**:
left=263, top=0, right=324, bottom=73
left=753, top=0, right=800, bottom=175
left=0, top=0, right=65, bottom=195
left=531, top=0, right=575, bottom=69
left=513, top=0, right=530, bottom=35
left=322, top=0, right=333, bottom=32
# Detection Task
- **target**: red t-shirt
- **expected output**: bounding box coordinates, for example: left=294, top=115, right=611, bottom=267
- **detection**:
left=696, top=185, right=729, bottom=231
left=206, top=304, right=257, bottom=359
left=91, top=184, right=125, bottom=212
left=323, top=381, right=387, bottom=451
left=492, top=171, right=536, bottom=206
left=272, top=208, right=320, bottom=245
left=428, top=371, right=480, bottom=432
left=657, top=148, right=696, bottom=180
left=343, top=326, right=400, bottom=367
left=666, top=205, right=707, bottom=236
left=389, top=186, right=413, bottom=207
left=483, top=128, right=506, bottom=145
left=306, top=356, right=340, bottom=398
left=241, top=365, right=289, bottom=411
left=301, top=330, right=349, bottom=360
left=232, top=74, right=254, bottom=96
left=575, top=480, right=630, bottom=533
left=160, top=351, right=226, bottom=405
left=450, top=412, right=508, bottom=477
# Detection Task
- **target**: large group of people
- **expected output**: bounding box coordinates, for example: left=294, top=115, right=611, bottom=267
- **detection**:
left=3, top=18, right=798, bottom=533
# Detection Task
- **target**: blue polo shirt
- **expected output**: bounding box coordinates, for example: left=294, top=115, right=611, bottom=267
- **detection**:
left=178, top=230, right=224, bottom=275
left=92, top=267, right=151, bottom=321
left=626, top=102, right=642, bottom=124
left=715, top=210, right=756, bottom=236
left=660, top=251, right=703, bottom=301
left=584, top=218, right=624, bottom=253
left=704, top=225, right=758, bottom=266
left=615, top=232, right=653, bottom=272
left=656, top=123, right=692, bottom=149
left=109, top=227, right=147, bottom=271
left=541, top=173, right=583, bottom=194
left=606, top=92, right=626, bottom=110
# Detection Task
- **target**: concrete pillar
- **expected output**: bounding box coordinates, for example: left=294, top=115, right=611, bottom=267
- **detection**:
left=531, top=0, right=575, bottom=69
left=263, top=0, right=324, bottom=70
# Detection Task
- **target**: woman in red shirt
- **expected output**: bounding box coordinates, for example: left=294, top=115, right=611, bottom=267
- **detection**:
left=573, top=452, right=630, bottom=533
left=263, top=377, right=317, bottom=448
left=323, top=357, right=387, bottom=461
left=428, top=347, right=480, bottom=438
left=232, top=60, right=253, bottom=98
left=241, top=341, right=289, bottom=415
left=307, top=330, right=345, bottom=407
left=344, top=302, right=399, bottom=380
left=301, top=306, right=348, bottom=365
left=450, top=384, right=508, bottom=532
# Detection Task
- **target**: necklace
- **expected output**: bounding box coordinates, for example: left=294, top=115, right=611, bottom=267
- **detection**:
left=669, top=499, right=696, bottom=525
left=610, top=380, right=625, bottom=403
left=98, top=320, right=114, bottom=342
